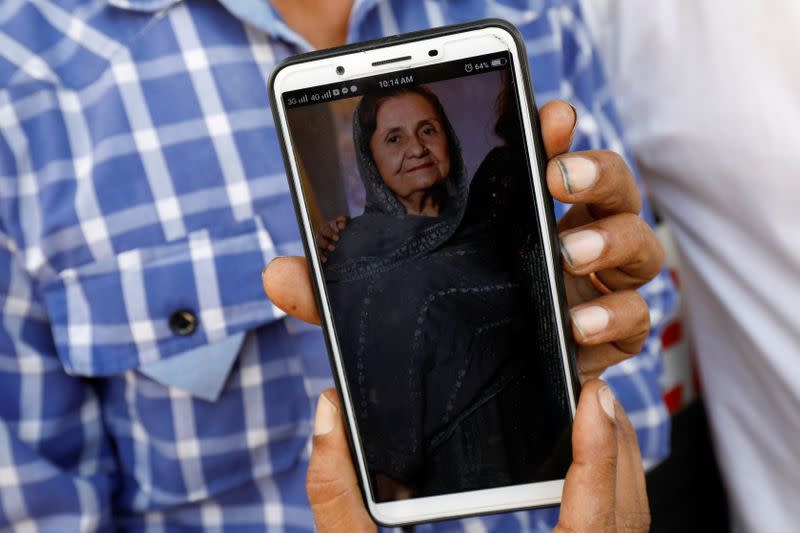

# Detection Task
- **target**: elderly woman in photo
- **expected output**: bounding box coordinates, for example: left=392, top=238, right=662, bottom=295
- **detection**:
left=323, top=85, right=566, bottom=500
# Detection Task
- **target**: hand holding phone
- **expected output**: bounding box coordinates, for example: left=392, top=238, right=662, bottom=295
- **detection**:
left=303, top=379, right=649, bottom=533
left=264, top=101, right=660, bottom=527
left=268, top=21, right=663, bottom=524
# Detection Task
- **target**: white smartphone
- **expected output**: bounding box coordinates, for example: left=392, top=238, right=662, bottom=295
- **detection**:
left=270, top=19, right=579, bottom=526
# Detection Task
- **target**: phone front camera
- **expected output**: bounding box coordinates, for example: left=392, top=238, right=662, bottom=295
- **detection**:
left=336, top=66, right=345, bottom=75
left=428, top=49, right=439, bottom=57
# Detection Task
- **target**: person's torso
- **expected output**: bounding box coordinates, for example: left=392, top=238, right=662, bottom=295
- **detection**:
left=584, top=2, right=800, bottom=531
left=1, top=1, right=667, bottom=530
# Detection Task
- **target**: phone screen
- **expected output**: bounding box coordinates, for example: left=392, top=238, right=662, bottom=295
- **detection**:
left=282, top=52, right=573, bottom=502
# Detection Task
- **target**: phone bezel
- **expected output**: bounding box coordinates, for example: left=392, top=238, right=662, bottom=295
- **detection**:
left=270, top=21, right=579, bottom=526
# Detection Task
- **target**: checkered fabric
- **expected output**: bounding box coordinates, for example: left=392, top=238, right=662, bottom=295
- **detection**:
left=0, top=0, right=678, bottom=530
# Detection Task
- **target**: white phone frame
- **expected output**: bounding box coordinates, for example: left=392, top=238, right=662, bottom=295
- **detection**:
left=272, top=24, right=577, bottom=526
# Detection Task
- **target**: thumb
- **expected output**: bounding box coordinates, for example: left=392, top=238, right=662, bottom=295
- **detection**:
left=539, top=100, right=578, bottom=159
left=555, top=379, right=619, bottom=532
left=307, top=389, right=376, bottom=533
left=262, top=256, right=321, bottom=325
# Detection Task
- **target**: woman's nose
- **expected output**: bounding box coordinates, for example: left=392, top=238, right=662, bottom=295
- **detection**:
left=406, top=136, right=428, bottom=157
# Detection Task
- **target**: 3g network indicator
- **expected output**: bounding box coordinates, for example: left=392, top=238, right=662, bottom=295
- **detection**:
left=287, top=84, right=359, bottom=106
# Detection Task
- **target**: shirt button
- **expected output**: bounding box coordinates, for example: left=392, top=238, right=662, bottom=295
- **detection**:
left=169, top=309, right=198, bottom=336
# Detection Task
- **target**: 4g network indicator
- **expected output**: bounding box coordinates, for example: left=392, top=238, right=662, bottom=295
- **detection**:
left=287, top=84, right=359, bottom=106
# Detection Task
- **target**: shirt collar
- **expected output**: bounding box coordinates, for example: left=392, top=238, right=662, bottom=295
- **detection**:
left=108, top=0, right=385, bottom=51
left=106, top=0, right=290, bottom=40
left=215, top=0, right=313, bottom=51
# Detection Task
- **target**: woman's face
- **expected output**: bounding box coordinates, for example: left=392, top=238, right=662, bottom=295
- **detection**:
left=369, top=93, right=451, bottom=211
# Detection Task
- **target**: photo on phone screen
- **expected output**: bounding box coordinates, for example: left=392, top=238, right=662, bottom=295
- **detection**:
left=282, top=52, right=573, bottom=502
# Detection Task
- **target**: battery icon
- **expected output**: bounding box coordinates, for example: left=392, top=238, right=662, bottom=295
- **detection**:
left=491, top=58, right=507, bottom=67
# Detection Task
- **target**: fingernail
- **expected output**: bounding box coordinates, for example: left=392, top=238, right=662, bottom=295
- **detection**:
left=555, top=156, right=597, bottom=195
left=327, top=243, right=336, bottom=252
left=567, top=102, right=578, bottom=145
left=571, top=305, right=610, bottom=338
left=262, top=257, right=280, bottom=281
left=337, top=221, right=345, bottom=230
left=332, top=233, right=340, bottom=241
left=314, top=394, right=338, bottom=436
left=598, top=385, right=616, bottom=421
left=560, top=230, right=604, bottom=267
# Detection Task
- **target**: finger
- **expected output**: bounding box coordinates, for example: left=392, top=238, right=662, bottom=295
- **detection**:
left=554, top=380, right=618, bottom=533
left=563, top=271, right=603, bottom=308
left=576, top=344, right=640, bottom=383
left=307, top=389, right=376, bottom=533
left=319, top=224, right=334, bottom=240
left=319, top=223, right=339, bottom=243
left=569, top=290, right=650, bottom=353
left=613, top=399, right=651, bottom=533
left=548, top=150, right=642, bottom=223
left=560, top=213, right=665, bottom=288
left=326, top=221, right=342, bottom=241
left=333, top=215, right=349, bottom=230
left=262, top=256, right=321, bottom=325
left=317, top=239, right=334, bottom=252
left=317, top=236, right=333, bottom=255
left=540, top=100, right=578, bottom=159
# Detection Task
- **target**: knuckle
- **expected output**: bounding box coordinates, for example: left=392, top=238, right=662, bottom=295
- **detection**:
left=633, top=217, right=657, bottom=249
left=306, top=467, right=351, bottom=505
left=616, top=212, right=644, bottom=232
left=640, top=307, right=651, bottom=334
left=631, top=213, right=651, bottom=232
left=651, top=234, right=666, bottom=271
left=598, top=148, right=625, bottom=168
left=595, top=452, right=619, bottom=472
left=629, top=292, right=651, bottom=334
left=597, top=150, right=640, bottom=212
left=615, top=214, right=653, bottom=266
left=597, top=150, right=627, bottom=180
left=603, top=212, right=633, bottom=236
left=608, top=291, right=650, bottom=355
left=628, top=290, right=649, bottom=315
left=306, top=474, right=338, bottom=503
left=615, top=340, right=644, bottom=358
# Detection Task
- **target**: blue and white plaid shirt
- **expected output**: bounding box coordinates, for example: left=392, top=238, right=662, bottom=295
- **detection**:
left=0, top=0, right=677, bottom=530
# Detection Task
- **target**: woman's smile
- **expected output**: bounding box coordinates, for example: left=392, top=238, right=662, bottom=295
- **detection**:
left=404, top=161, right=435, bottom=173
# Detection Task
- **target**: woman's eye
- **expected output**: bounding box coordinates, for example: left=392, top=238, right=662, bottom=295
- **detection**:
left=421, top=126, right=435, bottom=136
left=386, top=135, right=400, bottom=144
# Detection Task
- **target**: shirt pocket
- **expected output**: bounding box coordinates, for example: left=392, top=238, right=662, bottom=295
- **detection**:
left=40, top=216, right=285, bottom=381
